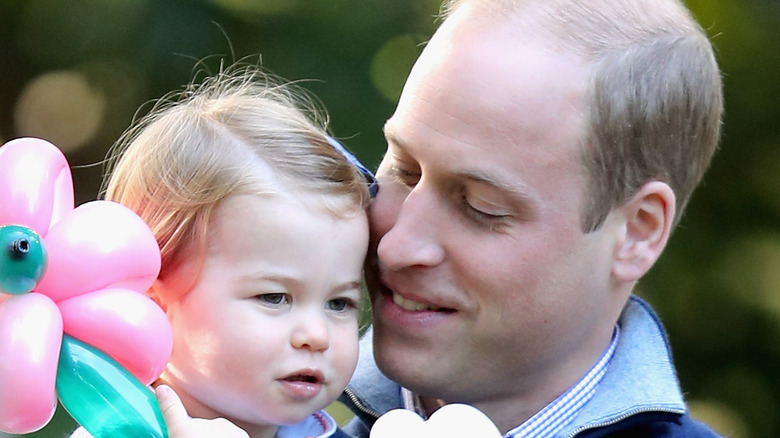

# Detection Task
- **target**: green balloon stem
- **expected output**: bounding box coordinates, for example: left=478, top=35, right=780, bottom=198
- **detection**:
left=56, top=335, right=168, bottom=438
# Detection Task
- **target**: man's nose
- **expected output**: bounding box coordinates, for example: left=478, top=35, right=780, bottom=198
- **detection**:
left=376, top=184, right=445, bottom=271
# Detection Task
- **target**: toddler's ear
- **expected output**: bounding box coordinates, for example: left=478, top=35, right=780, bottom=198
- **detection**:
left=612, top=181, right=675, bottom=282
left=148, top=279, right=168, bottom=311
left=148, top=258, right=201, bottom=310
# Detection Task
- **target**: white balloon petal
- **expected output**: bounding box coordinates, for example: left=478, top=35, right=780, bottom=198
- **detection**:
left=370, top=404, right=502, bottom=438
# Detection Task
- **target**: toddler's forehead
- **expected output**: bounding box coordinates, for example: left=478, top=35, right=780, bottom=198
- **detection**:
left=209, top=191, right=363, bottom=240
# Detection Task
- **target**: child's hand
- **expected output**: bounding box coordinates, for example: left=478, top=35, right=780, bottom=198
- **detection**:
left=155, top=385, right=249, bottom=438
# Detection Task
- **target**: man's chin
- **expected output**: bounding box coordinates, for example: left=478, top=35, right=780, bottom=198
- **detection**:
left=374, top=332, right=434, bottom=382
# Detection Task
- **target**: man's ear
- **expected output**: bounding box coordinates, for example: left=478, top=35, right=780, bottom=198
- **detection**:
left=612, top=181, right=676, bottom=282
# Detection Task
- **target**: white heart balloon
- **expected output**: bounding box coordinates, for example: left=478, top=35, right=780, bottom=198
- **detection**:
left=371, top=409, right=425, bottom=438
left=370, top=403, right=502, bottom=437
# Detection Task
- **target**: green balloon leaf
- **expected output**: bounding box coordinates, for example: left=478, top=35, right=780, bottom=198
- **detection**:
left=56, top=335, right=168, bottom=438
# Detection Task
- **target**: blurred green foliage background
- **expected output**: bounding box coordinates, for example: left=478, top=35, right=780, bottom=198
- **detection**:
left=0, top=0, right=778, bottom=437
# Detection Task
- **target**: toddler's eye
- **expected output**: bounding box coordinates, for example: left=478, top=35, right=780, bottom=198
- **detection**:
left=327, top=297, right=355, bottom=312
left=257, top=293, right=289, bottom=305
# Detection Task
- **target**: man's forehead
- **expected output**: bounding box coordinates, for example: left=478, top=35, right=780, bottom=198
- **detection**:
left=402, top=34, right=589, bottom=147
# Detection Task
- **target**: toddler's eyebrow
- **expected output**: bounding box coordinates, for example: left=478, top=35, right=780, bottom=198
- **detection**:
left=335, top=280, right=363, bottom=295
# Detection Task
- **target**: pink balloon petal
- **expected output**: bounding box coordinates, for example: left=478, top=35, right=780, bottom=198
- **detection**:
left=36, top=200, right=161, bottom=302
left=0, top=138, right=74, bottom=235
left=0, top=293, right=63, bottom=434
left=59, top=288, right=172, bottom=385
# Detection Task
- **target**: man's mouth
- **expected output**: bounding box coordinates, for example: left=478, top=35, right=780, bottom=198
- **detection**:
left=392, top=291, right=453, bottom=312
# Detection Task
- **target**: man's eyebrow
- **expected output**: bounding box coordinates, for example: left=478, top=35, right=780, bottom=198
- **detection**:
left=382, top=122, right=406, bottom=150
left=456, top=169, right=536, bottom=207
left=461, top=170, right=538, bottom=222
left=384, top=120, right=533, bottom=203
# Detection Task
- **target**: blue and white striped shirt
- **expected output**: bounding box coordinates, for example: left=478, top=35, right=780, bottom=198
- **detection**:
left=402, top=326, right=620, bottom=438
left=505, top=326, right=620, bottom=437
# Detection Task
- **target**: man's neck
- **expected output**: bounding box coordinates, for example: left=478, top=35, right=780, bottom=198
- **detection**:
left=419, top=395, right=538, bottom=435
left=417, top=324, right=620, bottom=435
left=420, top=396, right=446, bottom=417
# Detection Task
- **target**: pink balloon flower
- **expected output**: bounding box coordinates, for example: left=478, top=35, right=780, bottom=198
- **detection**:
left=0, top=138, right=171, bottom=435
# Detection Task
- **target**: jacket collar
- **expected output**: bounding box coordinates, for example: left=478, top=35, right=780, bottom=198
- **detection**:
left=558, top=295, right=686, bottom=436
left=341, top=328, right=401, bottom=420
left=342, top=295, right=687, bottom=435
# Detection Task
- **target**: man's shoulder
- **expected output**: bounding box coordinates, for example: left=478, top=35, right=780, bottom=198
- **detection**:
left=575, top=411, right=723, bottom=437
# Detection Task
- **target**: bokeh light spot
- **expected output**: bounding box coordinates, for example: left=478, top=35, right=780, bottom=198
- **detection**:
left=716, top=232, right=780, bottom=319
left=14, top=70, right=106, bottom=154
left=370, top=34, right=423, bottom=103
left=748, top=136, right=780, bottom=216
left=688, top=399, right=749, bottom=438
left=701, top=366, right=779, bottom=437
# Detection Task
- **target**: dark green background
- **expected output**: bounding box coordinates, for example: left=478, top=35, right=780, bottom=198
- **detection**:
left=1, top=1, right=778, bottom=437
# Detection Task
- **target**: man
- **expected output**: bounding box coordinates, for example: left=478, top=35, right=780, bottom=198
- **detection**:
left=340, top=0, right=723, bottom=436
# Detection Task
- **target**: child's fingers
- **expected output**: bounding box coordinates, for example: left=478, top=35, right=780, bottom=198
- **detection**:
left=154, top=384, right=188, bottom=426
left=154, top=384, right=249, bottom=438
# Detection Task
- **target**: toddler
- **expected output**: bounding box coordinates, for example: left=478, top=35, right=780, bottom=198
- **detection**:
left=78, top=65, right=374, bottom=438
